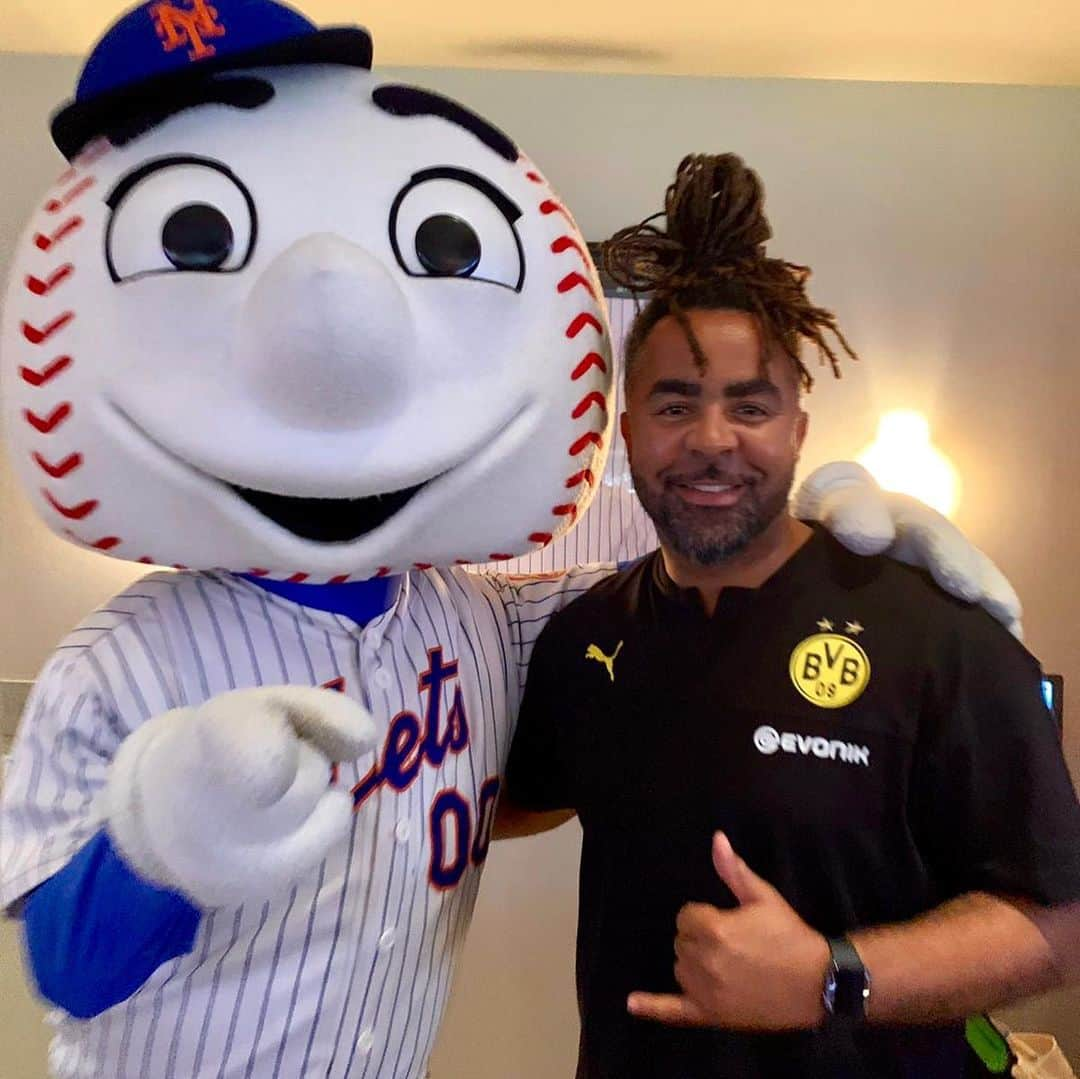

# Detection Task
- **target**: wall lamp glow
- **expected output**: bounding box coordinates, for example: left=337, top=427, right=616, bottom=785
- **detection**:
left=857, top=409, right=960, bottom=518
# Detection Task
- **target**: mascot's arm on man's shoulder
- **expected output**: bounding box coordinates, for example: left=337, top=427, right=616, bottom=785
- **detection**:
left=793, top=461, right=1023, bottom=636
left=22, top=830, right=200, bottom=1018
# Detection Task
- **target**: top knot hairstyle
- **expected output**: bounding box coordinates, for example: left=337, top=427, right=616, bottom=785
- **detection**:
left=602, top=153, right=858, bottom=391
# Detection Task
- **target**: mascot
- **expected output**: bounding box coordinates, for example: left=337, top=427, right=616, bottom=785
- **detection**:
left=0, top=1, right=1018, bottom=1076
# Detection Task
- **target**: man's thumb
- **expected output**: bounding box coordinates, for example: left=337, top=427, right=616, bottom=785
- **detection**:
left=712, top=831, right=771, bottom=905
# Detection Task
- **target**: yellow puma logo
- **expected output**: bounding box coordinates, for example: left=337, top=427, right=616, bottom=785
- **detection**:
left=585, top=641, right=623, bottom=682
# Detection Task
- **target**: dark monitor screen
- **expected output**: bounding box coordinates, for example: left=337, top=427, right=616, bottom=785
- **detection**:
left=1042, top=674, right=1064, bottom=735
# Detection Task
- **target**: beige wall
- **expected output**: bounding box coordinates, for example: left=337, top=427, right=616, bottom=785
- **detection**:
left=1, top=52, right=1078, bottom=1076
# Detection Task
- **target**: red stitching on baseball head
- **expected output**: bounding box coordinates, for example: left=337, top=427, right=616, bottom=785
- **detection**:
left=33, top=452, right=82, bottom=479
left=77, top=140, right=111, bottom=166
left=568, top=431, right=603, bottom=456
left=62, top=529, right=120, bottom=551
left=20, top=356, right=73, bottom=387
left=565, top=313, right=603, bottom=340
left=551, top=236, right=588, bottom=267
left=528, top=531, right=553, bottom=544
left=571, top=392, right=606, bottom=419
left=44, top=177, right=95, bottom=214
left=43, top=490, right=99, bottom=520
left=565, top=469, right=595, bottom=489
left=24, top=403, right=72, bottom=434
left=552, top=236, right=586, bottom=257
left=571, top=353, right=607, bottom=380
left=22, top=314, right=74, bottom=345
left=34, top=217, right=83, bottom=252
left=551, top=503, right=578, bottom=522
left=539, top=199, right=572, bottom=224
left=557, top=272, right=598, bottom=301
left=26, top=266, right=74, bottom=296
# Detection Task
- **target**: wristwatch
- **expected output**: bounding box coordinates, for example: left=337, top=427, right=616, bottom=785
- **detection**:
left=822, top=936, right=871, bottom=1022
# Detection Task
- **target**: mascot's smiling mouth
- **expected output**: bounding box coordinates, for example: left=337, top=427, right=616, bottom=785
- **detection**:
left=229, top=482, right=427, bottom=542
left=107, top=397, right=533, bottom=547
left=107, top=400, right=436, bottom=542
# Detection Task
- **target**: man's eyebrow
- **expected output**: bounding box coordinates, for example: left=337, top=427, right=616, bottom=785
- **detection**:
left=724, top=378, right=781, bottom=399
left=647, top=377, right=783, bottom=400
left=648, top=379, right=702, bottom=398
left=372, top=85, right=518, bottom=163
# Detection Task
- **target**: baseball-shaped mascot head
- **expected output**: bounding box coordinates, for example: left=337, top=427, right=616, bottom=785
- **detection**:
left=1, top=0, right=611, bottom=581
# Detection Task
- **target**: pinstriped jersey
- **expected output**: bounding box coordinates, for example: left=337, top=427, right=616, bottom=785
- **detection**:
left=0, top=564, right=612, bottom=1079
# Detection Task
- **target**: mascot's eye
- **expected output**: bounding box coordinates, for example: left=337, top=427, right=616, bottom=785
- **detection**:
left=105, top=157, right=256, bottom=283
left=162, top=203, right=234, bottom=271
left=389, top=168, right=524, bottom=291
left=415, top=214, right=481, bottom=277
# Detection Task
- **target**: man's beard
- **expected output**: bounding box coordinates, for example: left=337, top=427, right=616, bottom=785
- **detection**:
left=631, top=465, right=795, bottom=566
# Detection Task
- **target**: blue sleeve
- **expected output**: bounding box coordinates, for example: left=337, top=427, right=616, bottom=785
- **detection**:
left=22, top=829, right=201, bottom=1019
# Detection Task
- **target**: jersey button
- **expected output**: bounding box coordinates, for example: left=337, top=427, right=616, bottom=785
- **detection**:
left=373, top=667, right=392, bottom=690
left=356, top=1028, right=375, bottom=1055
left=395, top=820, right=411, bottom=844
left=378, top=927, right=397, bottom=951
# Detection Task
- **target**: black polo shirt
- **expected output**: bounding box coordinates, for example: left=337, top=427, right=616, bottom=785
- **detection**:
left=505, top=526, right=1080, bottom=1079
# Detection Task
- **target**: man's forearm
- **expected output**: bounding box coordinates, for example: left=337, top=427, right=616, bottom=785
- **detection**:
left=624, top=836, right=1080, bottom=1034
left=851, top=893, right=1078, bottom=1025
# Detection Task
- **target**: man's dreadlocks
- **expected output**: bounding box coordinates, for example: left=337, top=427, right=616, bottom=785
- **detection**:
left=602, top=153, right=858, bottom=391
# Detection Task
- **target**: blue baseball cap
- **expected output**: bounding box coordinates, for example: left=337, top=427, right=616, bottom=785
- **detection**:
left=52, top=0, right=372, bottom=159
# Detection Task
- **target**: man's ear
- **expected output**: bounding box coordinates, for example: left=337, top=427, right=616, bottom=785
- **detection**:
left=793, top=409, right=808, bottom=456
left=620, top=412, right=632, bottom=458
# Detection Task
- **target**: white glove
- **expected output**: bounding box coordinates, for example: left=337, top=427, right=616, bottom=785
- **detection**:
left=104, top=686, right=376, bottom=907
left=793, top=461, right=1023, bottom=639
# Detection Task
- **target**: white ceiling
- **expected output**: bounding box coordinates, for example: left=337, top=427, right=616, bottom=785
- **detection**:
left=3, top=0, right=1079, bottom=86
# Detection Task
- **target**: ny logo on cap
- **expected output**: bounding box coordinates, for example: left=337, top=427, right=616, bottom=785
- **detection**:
left=149, top=0, right=227, bottom=61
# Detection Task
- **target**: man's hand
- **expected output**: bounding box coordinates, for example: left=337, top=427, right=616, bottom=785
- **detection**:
left=627, top=832, right=830, bottom=1031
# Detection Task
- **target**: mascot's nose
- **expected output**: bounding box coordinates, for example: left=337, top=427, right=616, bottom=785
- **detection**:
left=234, top=234, right=414, bottom=430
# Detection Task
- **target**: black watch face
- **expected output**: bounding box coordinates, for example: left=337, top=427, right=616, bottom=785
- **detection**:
left=833, top=966, right=869, bottom=1018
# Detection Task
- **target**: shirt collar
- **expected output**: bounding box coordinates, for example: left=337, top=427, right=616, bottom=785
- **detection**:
left=649, top=522, right=832, bottom=618
left=237, top=572, right=404, bottom=628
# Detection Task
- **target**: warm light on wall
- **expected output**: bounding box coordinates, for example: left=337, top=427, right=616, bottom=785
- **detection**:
left=857, top=409, right=961, bottom=518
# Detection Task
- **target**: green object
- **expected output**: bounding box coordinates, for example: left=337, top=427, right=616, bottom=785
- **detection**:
left=966, top=1014, right=1012, bottom=1074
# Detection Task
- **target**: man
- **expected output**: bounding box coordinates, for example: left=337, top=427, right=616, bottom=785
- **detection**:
left=500, top=153, right=1080, bottom=1078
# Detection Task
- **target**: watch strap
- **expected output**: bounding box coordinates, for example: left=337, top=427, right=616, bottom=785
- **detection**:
left=825, top=935, right=870, bottom=1021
